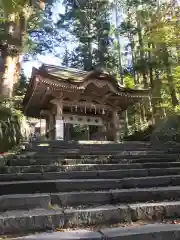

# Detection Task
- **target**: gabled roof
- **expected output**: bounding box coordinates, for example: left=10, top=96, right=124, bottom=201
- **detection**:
left=23, top=64, right=150, bottom=117
left=34, top=64, right=150, bottom=94
left=40, top=64, right=87, bottom=82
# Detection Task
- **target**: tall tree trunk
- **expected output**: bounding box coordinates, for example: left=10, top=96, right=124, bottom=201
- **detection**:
left=176, top=43, right=180, bottom=65
left=136, top=12, right=150, bottom=126
left=87, top=22, right=93, bottom=70
left=134, top=51, right=140, bottom=84
left=0, top=13, right=17, bottom=97
left=0, top=51, right=18, bottom=98
left=148, top=42, right=154, bottom=88
left=136, top=12, right=148, bottom=87
left=114, top=0, right=123, bottom=84
left=0, top=1, right=44, bottom=97
left=148, top=42, right=155, bottom=123
left=130, top=36, right=137, bottom=85
left=163, top=45, right=179, bottom=107
left=0, top=12, right=27, bottom=98
left=151, top=69, right=163, bottom=123
left=13, top=56, right=21, bottom=85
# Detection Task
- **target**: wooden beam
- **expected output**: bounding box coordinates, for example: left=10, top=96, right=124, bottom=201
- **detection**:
left=82, top=95, right=114, bottom=107
left=62, top=100, right=117, bottom=111
left=102, top=92, right=113, bottom=103
left=39, top=86, right=50, bottom=108
left=63, top=100, right=108, bottom=110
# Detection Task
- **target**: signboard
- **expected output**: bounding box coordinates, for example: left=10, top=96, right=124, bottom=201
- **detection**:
left=63, top=114, right=103, bottom=126
left=56, top=120, right=64, bottom=140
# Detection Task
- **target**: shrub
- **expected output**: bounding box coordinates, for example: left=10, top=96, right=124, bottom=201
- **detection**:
left=150, top=114, right=180, bottom=144
left=0, top=103, right=30, bottom=152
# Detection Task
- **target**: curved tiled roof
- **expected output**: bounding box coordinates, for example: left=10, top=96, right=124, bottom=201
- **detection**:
left=23, top=64, right=150, bottom=117
left=36, top=64, right=150, bottom=95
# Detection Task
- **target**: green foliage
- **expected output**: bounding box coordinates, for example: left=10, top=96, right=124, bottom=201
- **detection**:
left=0, top=0, right=178, bottom=142
left=42, top=0, right=179, bottom=141
left=0, top=103, right=23, bottom=152
left=58, top=0, right=114, bottom=70
left=0, top=91, right=31, bottom=152
left=0, top=67, right=30, bottom=152
left=0, top=0, right=57, bottom=57
left=173, top=66, right=180, bottom=94
left=27, top=2, right=62, bottom=56
left=13, top=71, right=28, bottom=96
left=0, top=0, right=24, bottom=18
left=123, top=75, right=135, bottom=88
left=151, top=114, right=180, bottom=144
left=124, top=124, right=154, bottom=141
left=70, top=125, right=88, bottom=141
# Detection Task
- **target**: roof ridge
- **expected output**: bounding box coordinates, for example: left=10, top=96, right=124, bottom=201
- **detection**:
left=42, top=64, right=87, bottom=75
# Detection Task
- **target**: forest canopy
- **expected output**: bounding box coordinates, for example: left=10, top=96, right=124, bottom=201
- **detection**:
left=0, top=0, right=179, bottom=140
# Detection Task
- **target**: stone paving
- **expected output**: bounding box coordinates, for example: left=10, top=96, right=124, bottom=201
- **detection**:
left=0, top=141, right=180, bottom=238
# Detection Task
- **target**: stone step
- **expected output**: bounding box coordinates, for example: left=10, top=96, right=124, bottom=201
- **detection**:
left=28, top=149, right=180, bottom=155
left=1, top=175, right=180, bottom=194
left=1, top=201, right=180, bottom=235
left=100, top=224, right=180, bottom=240
left=26, top=142, right=180, bottom=149
left=62, top=157, right=179, bottom=165
left=0, top=208, right=64, bottom=235
left=22, top=150, right=165, bottom=157
left=1, top=168, right=180, bottom=182
left=27, top=141, right=180, bottom=150
left=114, top=152, right=179, bottom=157
left=14, top=152, right=179, bottom=159
left=27, top=143, right=152, bottom=148
left=0, top=193, right=51, bottom=211
left=2, top=162, right=180, bottom=174
left=29, top=141, right=148, bottom=145
left=27, top=142, right=180, bottom=149
left=18, top=148, right=173, bottom=154
left=8, top=156, right=180, bottom=166
left=51, top=186, right=180, bottom=206
left=29, top=141, right=150, bottom=148
left=12, top=224, right=180, bottom=240
left=14, top=229, right=103, bottom=239
left=62, top=201, right=180, bottom=228
left=2, top=186, right=180, bottom=212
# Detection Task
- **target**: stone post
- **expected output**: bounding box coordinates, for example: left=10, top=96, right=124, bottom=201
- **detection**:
left=51, top=99, right=64, bottom=140
left=40, top=112, right=46, bottom=138
left=112, top=109, right=120, bottom=142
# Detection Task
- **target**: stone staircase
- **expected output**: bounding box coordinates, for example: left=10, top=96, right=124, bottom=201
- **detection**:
left=1, top=141, right=180, bottom=239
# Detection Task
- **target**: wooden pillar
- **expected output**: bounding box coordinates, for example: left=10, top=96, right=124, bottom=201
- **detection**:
left=64, top=123, right=71, bottom=141
left=112, top=109, right=120, bottom=142
left=49, top=114, right=55, bottom=140
left=85, top=125, right=89, bottom=140
left=66, top=124, right=71, bottom=141
left=101, top=124, right=107, bottom=141
left=39, top=113, right=46, bottom=138
left=46, top=117, right=49, bottom=137
left=40, top=118, right=42, bottom=137
left=40, top=110, right=55, bottom=140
